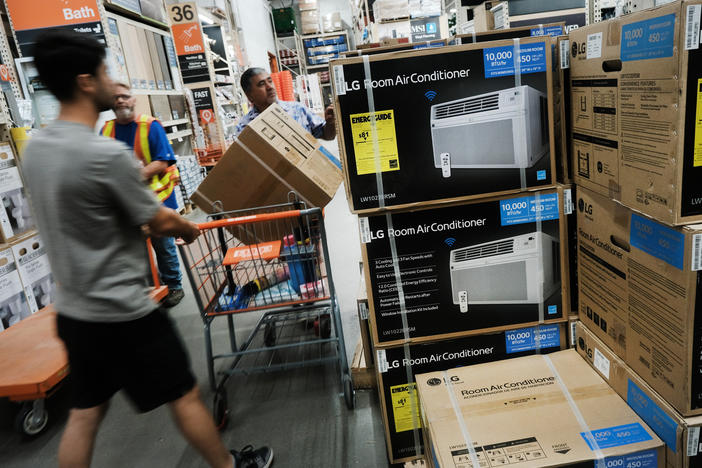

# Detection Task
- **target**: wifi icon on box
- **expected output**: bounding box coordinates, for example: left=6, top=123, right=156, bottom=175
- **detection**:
left=425, top=90, right=437, bottom=101
left=444, top=237, right=456, bottom=247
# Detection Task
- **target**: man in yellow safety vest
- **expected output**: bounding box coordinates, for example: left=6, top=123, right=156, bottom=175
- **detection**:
left=101, top=82, right=185, bottom=308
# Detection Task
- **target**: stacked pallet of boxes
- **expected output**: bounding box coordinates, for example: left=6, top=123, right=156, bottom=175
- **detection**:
left=304, top=36, right=349, bottom=67
left=299, top=0, right=321, bottom=35
left=0, top=141, right=55, bottom=333
left=566, top=2, right=702, bottom=467
left=331, top=30, right=575, bottom=464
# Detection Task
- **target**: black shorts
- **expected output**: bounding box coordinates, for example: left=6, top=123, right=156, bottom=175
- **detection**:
left=56, top=308, right=196, bottom=412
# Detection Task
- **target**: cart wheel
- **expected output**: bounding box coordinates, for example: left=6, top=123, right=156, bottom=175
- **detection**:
left=264, top=322, right=276, bottom=347
left=213, top=390, right=229, bottom=431
left=343, top=375, right=355, bottom=410
left=320, top=314, right=331, bottom=339
left=15, top=402, right=49, bottom=436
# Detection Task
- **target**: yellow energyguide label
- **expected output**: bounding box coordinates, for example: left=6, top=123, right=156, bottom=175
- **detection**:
left=390, top=383, right=421, bottom=432
left=695, top=79, right=702, bottom=167
left=350, top=110, right=400, bottom=175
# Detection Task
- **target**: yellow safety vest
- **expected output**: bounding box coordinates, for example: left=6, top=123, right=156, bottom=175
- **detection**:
left=101, top=114, right=179, bottom=203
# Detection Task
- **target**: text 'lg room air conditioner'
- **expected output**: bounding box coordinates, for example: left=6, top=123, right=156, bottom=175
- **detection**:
left=449, top=232, right=560, bottom=309
left=431, top=85, right=549, bottom=176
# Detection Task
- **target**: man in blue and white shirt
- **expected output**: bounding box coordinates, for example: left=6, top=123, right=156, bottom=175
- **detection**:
left=234, top=67, right=336, bottom=140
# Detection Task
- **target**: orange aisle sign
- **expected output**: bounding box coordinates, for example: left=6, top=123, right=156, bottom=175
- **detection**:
left=223, top=241, right=282, bottom=266
left=168, top=2, right=208, bottom=84
left=5, top=0, right=105, bottom=56
left=5, top=0, right=100, bottom=30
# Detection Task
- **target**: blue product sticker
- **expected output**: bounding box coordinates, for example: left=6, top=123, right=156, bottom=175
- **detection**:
left=505, top=324, right=560, bottom=353
left=581, top=423, right=653, bottom=450
left=483, top=42, right=547, bottom=78
left=627, top=380, right=678, bottom=451
left=537, top=170, right=547, bottom=180
left=318, top=146, right=342, bottom=170
left=621, top=14, right=675, bottom=61
left=530, top=26, right=564, bottom=37
left=600, top=449, right=658, bottom=468
left=500, top=193, right=559, bottom=226
left=548, top=305, right=558, bottom=315
left=630, top=213, right=685, bottom=269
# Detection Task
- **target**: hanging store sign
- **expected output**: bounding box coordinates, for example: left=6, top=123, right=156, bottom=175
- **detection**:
left=4, top=0, right=106, bottom=56
left=168, top=2, right=209, bottom=84
left=192, top=86, right=216, bottom=126
left=410, top=16, right=442, bottom=42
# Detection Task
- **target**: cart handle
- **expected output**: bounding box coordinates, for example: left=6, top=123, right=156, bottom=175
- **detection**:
left=197, top=208, right=321, bottom=230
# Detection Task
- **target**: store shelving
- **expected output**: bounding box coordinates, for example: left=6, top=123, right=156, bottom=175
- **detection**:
left=351, top=0, right=372, bottom=44
left=132, top=89, right=184, bottom=96
left=274, top=31, right=307, bottom=76
left=301, top=30, right=350, bottom=68
left=167, top=129, right=193, bottom=141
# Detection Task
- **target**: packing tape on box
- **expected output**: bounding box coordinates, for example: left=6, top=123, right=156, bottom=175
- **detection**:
left=535, top=190, right=545, bottom=327
left=442, top=370, right=482, bottom=468
left=362, top=53, right=423, bottom=458
left=512, top=36, right=546, bottom=329
left=513, top=38, right=527, bottom=191
left=542, top=355, right=606, bottom=467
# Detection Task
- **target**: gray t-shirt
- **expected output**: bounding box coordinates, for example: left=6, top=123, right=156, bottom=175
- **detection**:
left=21, top=120, right=161, bottom=322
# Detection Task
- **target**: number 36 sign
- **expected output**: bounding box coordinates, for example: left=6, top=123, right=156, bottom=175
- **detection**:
left=168, top=2, right=209, bottom=84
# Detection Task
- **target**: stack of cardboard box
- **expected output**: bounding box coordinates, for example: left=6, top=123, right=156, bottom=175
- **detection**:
left=191, top=104, right=343, bottom=214
left=417, top=349, right=667, bottom=467
left=0, top=142, right=55, bottom=333
left=566, top=2, right=702, bottom=467
left=330, top=29, right=575, bottom=464
left=299, top=0, right=321, bottom=35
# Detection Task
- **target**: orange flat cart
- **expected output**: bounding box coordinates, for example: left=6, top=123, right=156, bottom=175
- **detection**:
left=0, top=240, right=167, bottom=436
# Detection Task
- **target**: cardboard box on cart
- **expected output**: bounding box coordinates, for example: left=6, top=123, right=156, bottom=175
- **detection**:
left=330, top=36, right=559, bottom=215
left=191, top=103, right=343, bottom=214
left=569, top=0, right=702, bottom=225
left=376, top=322, right=565, bottom=464
left=361, top=185, right=572, bottom=348
left=576, top=321, right=702, bottom=468
left=576, top=186, right=702, bottom=417
left=417, top=350, right=666, bottom=468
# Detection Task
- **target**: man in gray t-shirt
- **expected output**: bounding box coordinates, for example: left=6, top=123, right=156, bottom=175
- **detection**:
left=21, top=31, right=272, bottom=468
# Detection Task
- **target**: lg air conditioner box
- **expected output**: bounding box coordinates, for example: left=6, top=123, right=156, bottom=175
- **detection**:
left=431, top=85, right=549, bottom=175
left=449, top=232, right=560, bottom=307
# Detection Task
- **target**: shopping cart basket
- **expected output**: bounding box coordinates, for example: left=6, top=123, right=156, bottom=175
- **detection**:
left=178, top=201, right=355, bottom=427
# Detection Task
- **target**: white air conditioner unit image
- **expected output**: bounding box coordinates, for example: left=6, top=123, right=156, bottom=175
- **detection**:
left=431, top=85, right=549, bottom=175
left=449, top=232, right=560, bottom=307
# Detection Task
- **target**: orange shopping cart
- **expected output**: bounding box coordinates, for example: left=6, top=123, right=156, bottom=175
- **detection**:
left=178, top=200, right=355, bottom=428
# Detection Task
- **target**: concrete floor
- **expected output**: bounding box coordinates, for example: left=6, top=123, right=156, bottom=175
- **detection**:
left=0, top=182, right=394, bottom=467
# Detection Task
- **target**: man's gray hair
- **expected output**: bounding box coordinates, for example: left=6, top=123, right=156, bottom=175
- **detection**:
left=240, top=67, right=267, bottom=94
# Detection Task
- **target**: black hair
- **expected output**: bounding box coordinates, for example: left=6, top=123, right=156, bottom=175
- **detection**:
left=32, top=31, right=106, bottom=102
left=240, top=67, right=267, bottom=94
